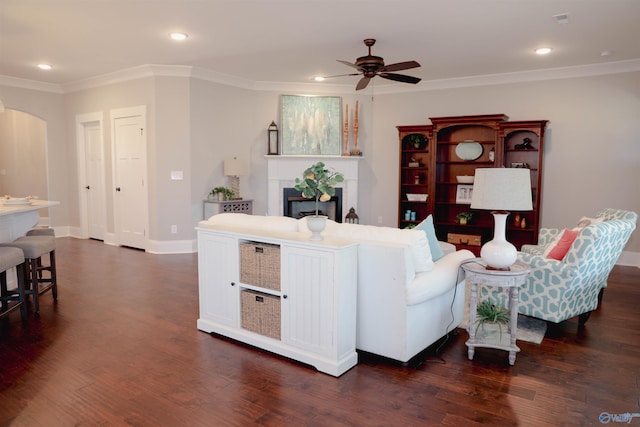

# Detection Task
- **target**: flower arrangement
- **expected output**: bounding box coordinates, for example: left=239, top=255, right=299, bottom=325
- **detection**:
left=294, top=162, right=344, bottom=216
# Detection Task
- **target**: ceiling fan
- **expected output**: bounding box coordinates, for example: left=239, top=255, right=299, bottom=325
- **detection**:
left=328, top=38, right=422, bottom=90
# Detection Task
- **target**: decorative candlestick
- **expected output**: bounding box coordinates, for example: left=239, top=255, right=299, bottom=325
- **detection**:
left=351, top=100, right=362, bottom=156
left=343, top=104, right=350, bottom=156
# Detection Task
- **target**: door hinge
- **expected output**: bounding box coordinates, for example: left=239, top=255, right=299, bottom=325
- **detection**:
left=140, top=128, right=144, bottom=136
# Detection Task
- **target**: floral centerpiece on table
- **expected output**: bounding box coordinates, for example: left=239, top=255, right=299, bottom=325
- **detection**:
left=294, top=162, right=344, bottom=216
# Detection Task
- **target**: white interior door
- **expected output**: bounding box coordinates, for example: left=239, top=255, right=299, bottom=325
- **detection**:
left=76, top=112, right=107, bottom=240
left=84, top=121, right=106, bottom=240
left=112, top=107, right=148, bottom=250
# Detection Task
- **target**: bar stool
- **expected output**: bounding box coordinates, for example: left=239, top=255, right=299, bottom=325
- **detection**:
left=0, top=235, right=57, bottom=314
left=0, top=247, right=27, bottom=321
left=26, top=227, right=55, bottom=237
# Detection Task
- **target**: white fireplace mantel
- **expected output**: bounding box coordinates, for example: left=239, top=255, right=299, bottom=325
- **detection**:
left=265, top=155, right=362, bottom=220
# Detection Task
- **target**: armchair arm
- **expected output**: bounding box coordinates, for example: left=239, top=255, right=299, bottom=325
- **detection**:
left=518, top=252, right=578, bottom=280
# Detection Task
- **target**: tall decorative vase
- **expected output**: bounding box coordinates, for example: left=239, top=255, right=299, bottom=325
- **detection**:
left=307, top=215, right=328, bottom=241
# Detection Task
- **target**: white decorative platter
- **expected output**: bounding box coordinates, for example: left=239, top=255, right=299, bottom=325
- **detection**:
left=2, top=198, right=32, bottom=206
left=455, top=141, right=483, bottom=161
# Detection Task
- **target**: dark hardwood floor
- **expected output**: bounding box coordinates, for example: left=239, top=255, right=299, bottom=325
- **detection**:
left=1, top=237, right=638, bottom=426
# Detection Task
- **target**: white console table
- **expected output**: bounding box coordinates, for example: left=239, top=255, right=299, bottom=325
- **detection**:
left=196, top=222, right=358, bottom=377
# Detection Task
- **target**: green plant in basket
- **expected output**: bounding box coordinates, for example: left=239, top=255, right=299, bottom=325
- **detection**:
left=294, top=162, right=344, bottom=216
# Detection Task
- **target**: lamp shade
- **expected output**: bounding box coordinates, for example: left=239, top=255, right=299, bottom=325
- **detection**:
left=471, top=168, right=532, bottom=212
left=223, top=158, right=248, bottom=177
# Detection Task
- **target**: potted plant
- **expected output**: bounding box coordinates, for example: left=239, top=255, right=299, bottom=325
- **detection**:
left=475, top=300, right=510, bottom=339
left=210, top=186, right=234, bottom=201
left=456, top=211, right=474, bottom=225
left=294, top=162, right=344, bottom=240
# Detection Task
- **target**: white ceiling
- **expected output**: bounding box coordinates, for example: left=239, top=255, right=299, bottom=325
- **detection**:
left=2, top=0, right=640, bottom=91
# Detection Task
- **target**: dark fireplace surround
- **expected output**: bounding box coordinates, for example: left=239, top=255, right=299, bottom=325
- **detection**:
left=283, top=188, right=343, bottom=223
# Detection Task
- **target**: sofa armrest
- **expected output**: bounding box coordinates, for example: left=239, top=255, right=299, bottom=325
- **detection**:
left=406, top=249, right=475, bottom=306
left=439, top=241, right=456, bottom=255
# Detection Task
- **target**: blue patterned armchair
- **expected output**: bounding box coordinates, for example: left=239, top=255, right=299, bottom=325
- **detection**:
left=488, top=208, right=637, bottom=325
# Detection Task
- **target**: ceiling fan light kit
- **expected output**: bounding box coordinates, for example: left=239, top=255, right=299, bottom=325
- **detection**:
left=327, top=38, right=422, bottom=90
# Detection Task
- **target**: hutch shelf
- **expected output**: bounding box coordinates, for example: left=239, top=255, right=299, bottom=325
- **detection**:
left=398, top=115, right=547, bottom=255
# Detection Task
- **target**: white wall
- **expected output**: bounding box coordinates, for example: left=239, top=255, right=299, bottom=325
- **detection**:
left=1, top=69, right=638, bottom=263
left=0, top=85, right=68, bottom=227
left=0, top=109, right=47, bottom=198
left=369, top=72, right=640, bottom=258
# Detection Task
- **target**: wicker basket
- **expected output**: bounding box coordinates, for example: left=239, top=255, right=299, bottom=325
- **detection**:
left=241, top=290, right=281, bottom=340
left=239, top=241, right=281, bottom=291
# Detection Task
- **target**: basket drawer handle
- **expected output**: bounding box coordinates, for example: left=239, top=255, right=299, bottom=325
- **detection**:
left=255, top=247, right=264, bottom=253
left=255, top=295, right=264, bottom=303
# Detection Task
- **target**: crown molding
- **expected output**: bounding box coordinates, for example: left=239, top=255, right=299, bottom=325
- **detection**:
left=1, top=59, right=639, bottom=96
left=0, top=75, right=64, bottom=94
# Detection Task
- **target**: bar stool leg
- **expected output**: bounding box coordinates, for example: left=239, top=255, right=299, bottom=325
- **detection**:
left=16, top=264, right=27, bottom=320
left=50, top=251, right=57, bottom=301
left=29, top=258, right=40, bottom=314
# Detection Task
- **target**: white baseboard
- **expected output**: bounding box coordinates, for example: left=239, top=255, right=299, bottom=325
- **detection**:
left=146, top=239, right=197, bottom=254
left=617, top=250, right=640, bottom=268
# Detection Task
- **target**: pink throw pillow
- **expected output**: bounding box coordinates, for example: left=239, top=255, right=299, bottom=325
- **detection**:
left=544, top=228, right=580, bottom=261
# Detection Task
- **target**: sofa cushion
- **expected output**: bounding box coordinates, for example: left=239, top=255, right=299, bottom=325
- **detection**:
left=205, top=213, right=299, bottom=232
left=415, top=215, right=445, bottom=261
left=325, top=222, right=434, bottom=272
left=543, top=227, right=580, bottom=260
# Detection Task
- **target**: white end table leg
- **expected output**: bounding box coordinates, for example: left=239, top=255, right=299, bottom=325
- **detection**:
left=467, top=282, right=478, bottom=360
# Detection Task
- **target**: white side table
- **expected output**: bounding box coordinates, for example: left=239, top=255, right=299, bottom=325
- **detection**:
left=461, top=259, right=531, bottom=365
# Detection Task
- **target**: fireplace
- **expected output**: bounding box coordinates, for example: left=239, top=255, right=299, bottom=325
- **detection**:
left=283, top=188, right=343, bottom=222
left=266, top=155, right=362, bottom=220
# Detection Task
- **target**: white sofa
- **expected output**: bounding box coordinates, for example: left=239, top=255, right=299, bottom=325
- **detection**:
left=204, top=213, right=474, bottom=364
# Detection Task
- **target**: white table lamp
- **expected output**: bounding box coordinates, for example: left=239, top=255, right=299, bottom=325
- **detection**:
left=223, top=157, right=248, bottom=199
left=471, top=168, right=532, bottom=270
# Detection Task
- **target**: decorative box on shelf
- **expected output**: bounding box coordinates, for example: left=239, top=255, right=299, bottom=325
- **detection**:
left=447, top=233, right=482, bottom=247
left=407, top=194, right=428, bottom=202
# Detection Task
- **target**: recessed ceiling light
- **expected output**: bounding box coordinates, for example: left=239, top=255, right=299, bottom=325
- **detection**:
left=169, top=32, right=188, bottom=41
left=535, top=47, right=552, bottom=55
left=37, top=63, right=52, bottom=70
left=313, top=76, right=325, bottom=82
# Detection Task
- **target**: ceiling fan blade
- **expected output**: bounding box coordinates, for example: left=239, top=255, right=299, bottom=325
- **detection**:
left=379, top=61, right=421, bottom=73
left=379, top=73, right=421, bottom=84
left=356, top=76, right=371, bottom=91
left=322, top=72, right=361, bottom=79
left=337, top=60, right=363, bottom=71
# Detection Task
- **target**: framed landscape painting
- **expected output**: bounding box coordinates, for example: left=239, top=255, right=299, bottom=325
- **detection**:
left=280, top=95, right=342, bottom=155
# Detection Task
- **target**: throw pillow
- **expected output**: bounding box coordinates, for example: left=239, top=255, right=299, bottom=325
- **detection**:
left=576, top=216, right=604, bottom=228
left=543, top=228, right=580, bottom=261
left=415, top=215, right=445, bottom=261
